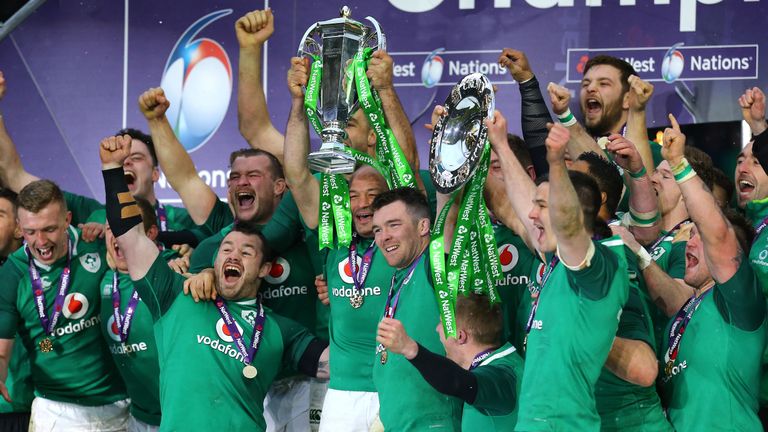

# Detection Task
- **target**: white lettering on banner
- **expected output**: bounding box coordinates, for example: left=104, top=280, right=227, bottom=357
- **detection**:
left=689, top=55, right=752, bottom=71
left=448, top=60, right=507, bottom=76
left=393, top=62, right=416, bottom=77
left=196, top=334, right=246, bottom=363
left=388, top=0, right=741, bottom=32
left=53, top=316, right=100, bottom=336
left=619, top=57, right=656, bottom=72
left=158, top=170, right=231, bottom=189
left=110, top=342, right=148, bottom=355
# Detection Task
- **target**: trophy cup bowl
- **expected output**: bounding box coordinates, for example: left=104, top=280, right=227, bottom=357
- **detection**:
left=429, top=73, right=495, bottom=194
left=298, top=6, right=386, bottom=174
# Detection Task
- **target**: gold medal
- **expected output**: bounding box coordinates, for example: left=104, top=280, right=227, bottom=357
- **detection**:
left=349, top=292, right=364, bottom=309
left=380, top=349, right=388, bottom=365
left=39, top=337, right=54, bottom=353
left=665, top=360, right=674, bottom=376
left=243, top=364, right=258, bottom=379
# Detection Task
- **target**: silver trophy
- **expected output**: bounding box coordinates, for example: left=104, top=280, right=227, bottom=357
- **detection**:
left=429, top=73, right=495, bottom=193
left=298, top=6, right=386, bottom=174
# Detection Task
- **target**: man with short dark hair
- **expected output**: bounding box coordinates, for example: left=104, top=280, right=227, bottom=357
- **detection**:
left=369, top=186, right=462, bottom=431
left=0, top=179, right=128, bottom=431
left=377, top=292, right=522, bottom=430
left=99, top=134, right=329, bottom=431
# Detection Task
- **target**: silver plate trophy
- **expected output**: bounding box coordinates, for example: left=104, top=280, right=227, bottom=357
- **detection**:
left=298, top=6, right=386, bottom=174
left=429, top=73, right=495, bottom=193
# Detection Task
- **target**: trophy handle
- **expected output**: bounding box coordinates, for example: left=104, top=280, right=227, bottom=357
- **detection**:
left=363, top=16, right=386, bottom=52
left=297, top=22, right=322, bottom=59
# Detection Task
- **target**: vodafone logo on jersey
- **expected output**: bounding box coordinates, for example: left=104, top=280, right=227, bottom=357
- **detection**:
left=62, top=293, right=89, bottom=320
left=535, top=262, right=546, bottom=286
left=338, top=256, right=361, bottom=285
left=160, top=10, right=233, bottom=152
left=497, top=244, right=519, bottom=272
left=265, top=257, right=290, bottom=284
left=215, top=318, right=244, bottom=343
left=106, top=315, right=121, bottom=342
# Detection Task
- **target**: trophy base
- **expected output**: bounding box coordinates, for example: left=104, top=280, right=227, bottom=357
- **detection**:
left=307, top=149, right=356, bottom=174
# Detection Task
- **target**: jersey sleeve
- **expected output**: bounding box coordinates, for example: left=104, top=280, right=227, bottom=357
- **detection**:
left=271, top=313, right=316, bottom=373
left=713, top=256, right=766, bottom=331
left=64, top=191, right=105, bottom=226
left=471, top=363, right=519, bottom=415
left=132, top=253, right=186, bottom=320
left=566, top=241, right=620, bottom=300
left=188, top=235, right=220, bottom=274
left=199, top=199, right=234, bottom=237
left=261, top=190, right=302, bottom=253
left=0, top=262, right=23, bottom=339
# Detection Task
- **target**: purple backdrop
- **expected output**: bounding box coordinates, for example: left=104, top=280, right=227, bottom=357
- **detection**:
left=0, top=0, right=765, bottom=202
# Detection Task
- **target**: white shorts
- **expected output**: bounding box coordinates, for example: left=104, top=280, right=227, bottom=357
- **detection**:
left=265, top=376, right=327, bottom=432
left=29, top=397, right=129, bottom=432
left=319, top=389, right=379, bottom=432
left=127, top=414, right=158, bottom=432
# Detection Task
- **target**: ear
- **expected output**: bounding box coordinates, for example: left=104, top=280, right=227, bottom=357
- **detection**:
left=418, top=218, right=430, bottom=236
left=457, top=328, right=470, bottom=345
left=151, top=167, right=161, bottom=183
left=65, top=211, right=72, bottom=226
left=273, top=178, right=287, bottom=197
left=600, top=191, right=608, bottom=206
left=258, top=260, right=273, bottom=279
left=622, top=90, right=631, bottom=110
left=367, top=130, right=377, bottom=149
left=526, top=165, right=537, bottom=181
left=146, top=224, right=159, bottom=242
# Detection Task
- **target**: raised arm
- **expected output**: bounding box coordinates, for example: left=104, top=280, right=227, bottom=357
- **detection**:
left=236, top=9, right=284, bottom=161
left=663, top=114, right=740, bottom=282
left=284, top=57, right=320, bottom=228
left=547, top=82, right=605, bottom=161
left=605, top=134, right=660, bottom=244
left=546, top=123, right=593, bottom=265
left=625, top=75, right=655, bottom=175
left=484, top=111, right=538, bottom=249
left=368, top=50, right=418, bottom=169
left=739, top=87, right=767, bottom=138
left=0, top=338, right=13, bottom=402
left=100, top=135, right=160, bottom=280
left=0, top=72, right=39, bottom=192
left=138, top=88, right=218, bottom=225
left=498, top=48, right=550, bottom=176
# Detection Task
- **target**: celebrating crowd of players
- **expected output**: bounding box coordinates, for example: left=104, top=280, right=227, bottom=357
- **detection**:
left=0, top=7, right=768, bottom=432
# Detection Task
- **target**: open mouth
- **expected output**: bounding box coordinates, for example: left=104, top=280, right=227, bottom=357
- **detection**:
left=354, top=209, right=373, bottom=225
left=686, top=252, right=698, bottom=270
left=223, top=264, right=242, bottom=283
left=236, top=191, right=255, bottom=208
left=124, top=171, right=136, bottom=187
left=112, top=240, right=124, bottom=260
left=36, top=246, right=54, bottom=261
left=586, top=98, right=602, bottom=115
left=738, top=179, right=755, bottom=195
left=384, top=244, right=399, bottom=253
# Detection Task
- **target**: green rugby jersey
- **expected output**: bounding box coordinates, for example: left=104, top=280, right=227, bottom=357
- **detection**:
left=595, top=245, right=671, bottom=432
left=746, top=198, right=768, bottom=407
left=189, top=223, right=320, bottom=343
left=372, top=256, right=462, bottom=431
left=63, top=191, right=105, bottom=226
left=461, top=343, right=523, bottom=431
left=511, top=256, right=546, bottom=358
left=492, top=223, right=536, bottom=345
left=515, top=238, right=629, bottom=431
left=134, top=255, right=316, bottom=431
left=0, top=335, right=34, bottom=414
left=660, top=260, right=766, bottom=432
left=648, top=226, right=689, bottom=356
left=324, top=236, right=391, bottom=391
left=88, top=201, right=206, bottom=240
left=0, top=226, right=126, bottom=405
left=99, top=270, right=161, bottom=425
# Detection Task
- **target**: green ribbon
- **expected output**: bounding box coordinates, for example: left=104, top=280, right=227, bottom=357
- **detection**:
left=318, top=174, right=352, bottom=249
left=305, top=55, right=324, bottom=136
left=352, top=49, right=416, bottom=190
left=428, top=143, right=504, bottom=338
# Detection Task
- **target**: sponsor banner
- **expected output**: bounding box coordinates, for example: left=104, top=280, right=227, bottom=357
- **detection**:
left=391, top=50, right=514, bottom=87
left=567, top=44, right=759, bottom=83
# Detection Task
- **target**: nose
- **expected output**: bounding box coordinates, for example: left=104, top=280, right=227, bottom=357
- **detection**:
left=528, top=206, right=538, bottom=222
left=34, top=231, right=47, bottom=245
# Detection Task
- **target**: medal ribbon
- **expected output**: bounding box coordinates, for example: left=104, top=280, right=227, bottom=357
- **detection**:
left=111, top=272, right=141, bottom=343
left=156, top=202, right=168, bottom=232
left=646, top=219, right=690, bottom=253
left=376, top=254, right=424, bottom=355
left=27, top=239, right=72, bottom=336
left=349, top=234, right=377, bottom=295
left=469, top=348, right=496, bottom=370
left=754, top=214, right=768, bottom=244
left=524, top=256, right=560, bottom=336
left=663, top=289, right=712, bottom=373
left=215, top=297, right=266, bottom=366
left=353, top=48, right=416, bottom=190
